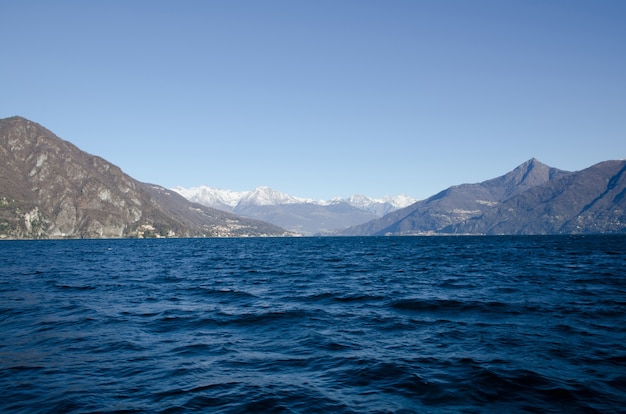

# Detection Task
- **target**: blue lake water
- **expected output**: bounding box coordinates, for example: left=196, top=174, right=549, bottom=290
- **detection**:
left=1, top=236, right=625, bottom=413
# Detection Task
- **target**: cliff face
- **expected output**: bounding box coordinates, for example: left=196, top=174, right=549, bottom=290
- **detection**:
left=0, top=116, right=289, bottom=238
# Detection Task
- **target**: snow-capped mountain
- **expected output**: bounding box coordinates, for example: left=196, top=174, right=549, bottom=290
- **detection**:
left=172, top=185, right=414, bottom=214
left=238, top=186, right=312, bottom=206
left=346, top=194, right=417, bottom=216
left=171, top=185, right=246, bottom=211
left=171, top=185, right=416, bottom=235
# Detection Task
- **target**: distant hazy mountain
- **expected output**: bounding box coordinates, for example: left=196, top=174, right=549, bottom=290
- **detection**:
left=172, top=185, right=415, bottom=235
left=339, top=158, right=626, bottom=235
left=0, top=116, right=290, bottom=239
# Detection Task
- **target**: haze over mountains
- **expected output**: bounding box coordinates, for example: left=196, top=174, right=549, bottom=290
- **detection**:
left=1, top=116, right=624, bottom=238
left=172, top=185, right=415, bottom=235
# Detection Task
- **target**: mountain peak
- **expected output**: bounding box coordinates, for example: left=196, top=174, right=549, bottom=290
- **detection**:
left=520, top=157, right=549, bottom=171
left=0, top=116, right=289, bottom=238
left=239, top=186, right=306, bottom=206
left=483, top=158, right=568, bottom=202
left=341, top=158, right=626, bottom=236
left=171, top=185, right=246, bottom=208
left=4, top=115, right=31, bottom=123
left=172, top=186, right=416, bottom=234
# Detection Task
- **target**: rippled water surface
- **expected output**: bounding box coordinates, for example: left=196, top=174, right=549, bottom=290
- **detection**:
left=1, top=236, right=625, bottom=413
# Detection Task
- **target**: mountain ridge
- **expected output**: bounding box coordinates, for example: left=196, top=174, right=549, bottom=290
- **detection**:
left=338, top=158, right=626, bottom=236
left=445, top=159, right=626, bottom=235
left=3, top=116, right=623, bottom=237
left=172, top=185, right=415, bottom=235
left=172, top=185, right=414, bottom=212
left=0, top=116, right=291, bottom=239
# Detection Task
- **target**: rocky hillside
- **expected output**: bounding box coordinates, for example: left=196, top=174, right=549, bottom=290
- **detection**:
left=339, top=158, right=626, bottom=235
left=0, top=116, right=290, bottom=239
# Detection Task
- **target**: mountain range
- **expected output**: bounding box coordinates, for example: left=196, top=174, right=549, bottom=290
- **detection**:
left=172, top=185, right=415, bottom=235
left=338, top=158, right=626, bottom=235
left=2, top=116, right=624, bottom=238
left=0, top=116, right=290, bottom=239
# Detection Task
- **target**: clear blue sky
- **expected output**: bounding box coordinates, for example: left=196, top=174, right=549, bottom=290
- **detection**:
left=2, top=0, right=625, bottom=200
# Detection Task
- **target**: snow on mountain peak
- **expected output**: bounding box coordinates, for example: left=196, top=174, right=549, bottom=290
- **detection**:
left=171, top=185, right=416, bottom=214
left=239, top=186, right=309, bottom=206
left=348, top=194, right=415, bottom=209
left=171, top=185, right=246, bottom=208
left=347, top=194, right=372, bottom=207
left=383, top=194, right=417, bottom=208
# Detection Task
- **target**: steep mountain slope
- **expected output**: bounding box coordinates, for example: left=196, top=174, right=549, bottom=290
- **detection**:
left=340, top=158, right=569, bottom=235
left=172, top=185, right=415, bottom=235
left=448, top=160, right=626, bottom=235
left=0, top=116, right=289, bottom=238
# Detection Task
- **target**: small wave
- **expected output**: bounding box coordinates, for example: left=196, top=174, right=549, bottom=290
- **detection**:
left=170, top=343, right=229, bottom=357
left=148, top=314, right=203, bottom=333
left=196, top=287, right=259, bottom=299
left=334, top=294, right=385, bottom=303
left=297, top=292, right=384, bottom=304
left=55, top=284, right=97, bottom=291
left=390, top=298, right=516, bottom=315
left=222, top=308, right=315, bottom=327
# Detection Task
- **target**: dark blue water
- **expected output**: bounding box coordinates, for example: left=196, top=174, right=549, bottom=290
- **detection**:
left=1, top=236, right=625, bottom=413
